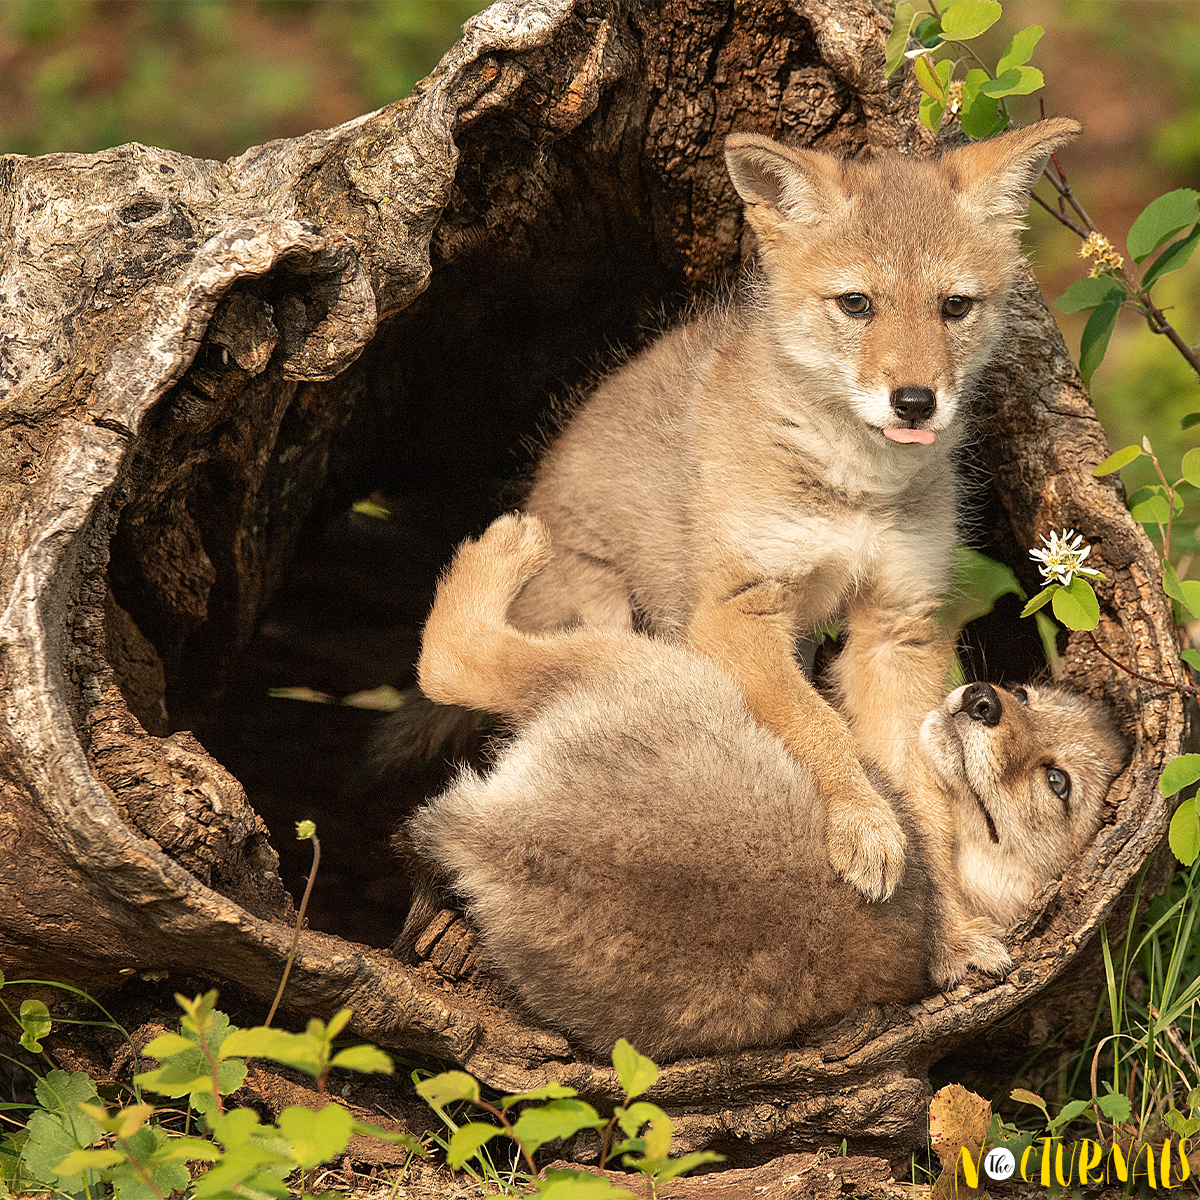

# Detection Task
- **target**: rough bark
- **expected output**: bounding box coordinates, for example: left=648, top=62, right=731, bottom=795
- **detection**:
left=0, top=0, right=1184, bottom=1174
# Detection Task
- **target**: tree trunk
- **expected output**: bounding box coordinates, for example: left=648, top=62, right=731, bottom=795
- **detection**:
left=0, top=0, right=1184, bottom=1170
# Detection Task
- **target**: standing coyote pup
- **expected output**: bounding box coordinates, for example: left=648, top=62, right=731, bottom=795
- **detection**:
left=381, top=119, right=1082, bottom=903
left=405, top=516, right=1128, bottom=1060
left=500, top=117, right=1081, bottom=903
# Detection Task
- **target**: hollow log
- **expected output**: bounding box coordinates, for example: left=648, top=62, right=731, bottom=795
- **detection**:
left=0, top=0, right=1184, bottom=1169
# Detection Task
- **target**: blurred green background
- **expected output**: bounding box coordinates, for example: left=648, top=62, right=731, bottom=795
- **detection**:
left=2, top=0, right=1197, bottom=564
left=0, top=0, right=486, bottom=160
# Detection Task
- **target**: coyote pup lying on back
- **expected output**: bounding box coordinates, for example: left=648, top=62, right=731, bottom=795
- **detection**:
left=392, top=118, right=1081, bottom=913
left=404, top=515, right=1128, bottom=1060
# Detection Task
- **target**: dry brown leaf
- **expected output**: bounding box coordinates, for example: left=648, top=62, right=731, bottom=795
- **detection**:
left=929, top=1084, right=993, bottom=1168
left=929, top=1084, right=994, bottom=1200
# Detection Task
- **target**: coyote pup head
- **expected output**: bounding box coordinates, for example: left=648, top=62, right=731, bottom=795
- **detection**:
left=724, top=119, right=1080, bottom=447
left=920, top=680, right=1128, bottom=925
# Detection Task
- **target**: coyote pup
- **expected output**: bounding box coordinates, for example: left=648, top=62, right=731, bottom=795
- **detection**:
left=393, top=118, right=1081, bottom=904
left=404, top=515, right=1128, bottom=1060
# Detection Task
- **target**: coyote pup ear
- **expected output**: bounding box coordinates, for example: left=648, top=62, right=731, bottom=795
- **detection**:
left=724, top=133, right=847, bottom=237
left=949, top=116, right=1081, bottom=227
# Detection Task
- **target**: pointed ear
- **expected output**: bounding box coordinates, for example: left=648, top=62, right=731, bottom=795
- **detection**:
left=724, top=133, right=847, bottom=236
left=948, top=117, right=1081, bottom=226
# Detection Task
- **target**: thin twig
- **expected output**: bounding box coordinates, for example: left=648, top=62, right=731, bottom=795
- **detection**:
left=1086, top=631, right=1199, bottom=697
left=266, top=833, right=321, bottom=1027
left=1031, top=190, right=1088, bottom=239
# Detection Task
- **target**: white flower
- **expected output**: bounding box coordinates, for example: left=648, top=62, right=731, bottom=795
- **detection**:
left=1030, top=529, right=1103, bottom=587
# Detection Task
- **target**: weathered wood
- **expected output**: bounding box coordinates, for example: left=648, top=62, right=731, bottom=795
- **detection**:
left=0, top=0, right=1183, bottom=1175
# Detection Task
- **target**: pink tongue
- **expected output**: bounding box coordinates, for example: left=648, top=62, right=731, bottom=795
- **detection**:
left=883, top=427, right=937, bottom=445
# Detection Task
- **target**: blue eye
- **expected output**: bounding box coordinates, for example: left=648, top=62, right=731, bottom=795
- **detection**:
left=1046, top=767, right=1070, bottom=802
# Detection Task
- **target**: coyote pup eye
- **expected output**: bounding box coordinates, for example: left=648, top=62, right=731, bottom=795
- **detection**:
left=1046, top=766, right=1071, bottom=803
left=1012, top=686, right=1029, bottom=705
left=943, top=295, right=973, bottom=319
left=837, top=293, right=871, bottom=317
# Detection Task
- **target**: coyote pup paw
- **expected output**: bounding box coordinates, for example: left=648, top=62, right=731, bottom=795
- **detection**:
left=931, top=922, right=1011, bottom=990
left=826, top=786, right=908, bottom=902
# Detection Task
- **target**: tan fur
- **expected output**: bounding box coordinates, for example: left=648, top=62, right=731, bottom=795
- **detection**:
left=504, top=119, right=1081, bottom=904
left=407, top=515, right=1128, bottom=1060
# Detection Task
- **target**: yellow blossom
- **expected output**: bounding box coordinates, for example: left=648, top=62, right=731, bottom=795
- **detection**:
left=1078, top=230, right=1124, bottom=274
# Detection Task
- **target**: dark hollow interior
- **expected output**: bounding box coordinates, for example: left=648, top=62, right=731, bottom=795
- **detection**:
left=102, top=111, right=1053, bottom=952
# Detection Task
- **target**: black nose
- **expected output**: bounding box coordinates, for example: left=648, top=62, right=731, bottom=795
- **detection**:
left=962, top=682, right=1002, bottom=726
left=890, top=386, right=936, bottom=422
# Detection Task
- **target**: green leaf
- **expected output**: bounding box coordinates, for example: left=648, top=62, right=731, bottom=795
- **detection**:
left=136, top=1056, right=246, bottom=1101
left=996, top=24, right=1043, bottom=73
left=137, top=1006, right=246, bottom=1099
left=1046, top=1097, right=1091, bottom=1133
left=912, top=15, right=943, bottom=47
left=277, top=1103, right=354, bottom=1169
left=920, top=93, right=947, bottom=134
left=1093, top=444, right=1143, bottom=476
left=1010, top=1088, right=1049, bottom=1120
left=510, top=1100, right=606, bottom=1155
left=500, top=1085, right=578, bottom=1110
left=1162, top=755, right=1200, bottom=796
left=329, top=1044, right=393, bottom=1075
left=1127, top=188, right=1200, bottom=262
left=222, top=1027, right=322, bottom=1076
left=446, top=1122, right=504, bottom=1169
left=913, top=54, right=950, bottom=101
left=351, top=499, right=391, bottom=519
left=54, top=1148, right=124, bottom=1175
left=959, top=68, right=1007, bottom=140
left=1050, top=576, right=1099, bottom=631
left=1165, top=1109, right=1200, bottom=1137
left=1162, top=561, right=1200, bottom=619
left=1094, top=1092, right=1132, bottom=1124
left=1019, top=586, right=1056, bottom=618
left=18, top=1000, right=51, bottom=1053
left=634, top=1150, right=725, bottom=1184
left=612, top=1039, right=659, bottom=1100
left=151, top=1136, right=223, bottom=1164
left=1129, top=485, right=1173, bottom=525
left=416, top=1070, right=480, bottom=1109
left=192, top=1142, right=293, bottom=1200
left=142, top=1032, right=195, bottom=1059
left=322, top=1009, right=353, bottom=1041
left=642, top=1113, right=673, bottom=1161
left=1181, top=648, right=1200, bottom=671
left=1182, top=412, right=1200, bottom=431
left=939, top=0, right=1001, bottom=39
left=884, top=2, right=918, bottom=79
left=1141, top=223, right=1200, bottom=288
left=614, top=1102, right=668, bottom=1140
left=1053, top=276, right=1126, bottom=314
left=1182, top=448, right=1200, bottom=489
left=124, top=1124, right=193, bottom=1200
left=23, top=1072, right=105, bottom=1189
left=1079, top=294, right=1123, bottom=387
left=944, top=546, right=1025, bottom=633
left=536, top=1175, right=640, bottom=1199
left=979, top=65, right=1044, bottom=98
left=220, top=1026, right=291, bottom=1060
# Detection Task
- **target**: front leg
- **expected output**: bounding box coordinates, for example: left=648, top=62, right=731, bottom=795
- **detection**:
left=827, top=591, right=955, bottom=788
left=688, top=579, right=907, bottom=901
